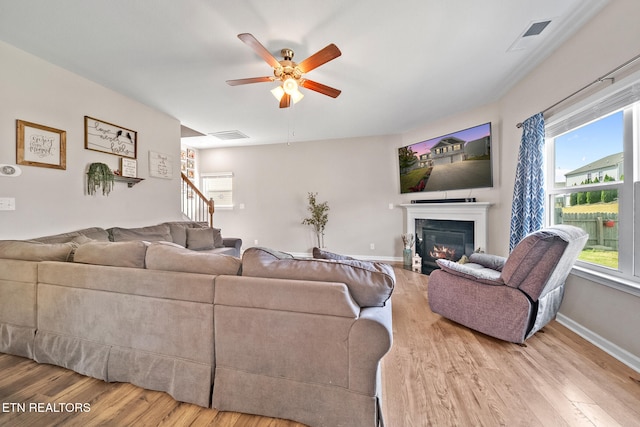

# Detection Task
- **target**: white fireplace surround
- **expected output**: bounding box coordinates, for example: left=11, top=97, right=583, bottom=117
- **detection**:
left=401, top=202, right=492, bottom=253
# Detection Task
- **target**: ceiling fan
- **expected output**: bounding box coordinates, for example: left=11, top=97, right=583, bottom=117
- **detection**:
left=226, top=33, right=342, bottom=108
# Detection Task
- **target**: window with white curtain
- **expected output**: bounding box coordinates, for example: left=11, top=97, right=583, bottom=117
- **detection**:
left=545, top=73, right=640, bottom=293
left=201, top=172, right=233, bottom=209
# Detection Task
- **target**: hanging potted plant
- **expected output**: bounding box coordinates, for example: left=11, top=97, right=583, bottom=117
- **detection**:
left=87, top=162, right=115, bottom=196
left=302, top=192, right=329, bottom=248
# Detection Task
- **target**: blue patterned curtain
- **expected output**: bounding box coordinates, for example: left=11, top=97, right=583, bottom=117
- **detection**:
left=509, top=112, right=545, bottom=252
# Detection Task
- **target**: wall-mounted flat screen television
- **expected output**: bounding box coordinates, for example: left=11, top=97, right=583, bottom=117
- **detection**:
left=398, top=122, right=492, bottom=193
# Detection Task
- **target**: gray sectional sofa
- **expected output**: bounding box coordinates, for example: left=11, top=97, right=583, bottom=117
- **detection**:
left=0, top=222, right=395, bottom=427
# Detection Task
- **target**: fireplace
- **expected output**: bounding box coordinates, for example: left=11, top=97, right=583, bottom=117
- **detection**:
left=416, top=219, right=474, bottom=273
left=401, top=202, right=491, bottom=275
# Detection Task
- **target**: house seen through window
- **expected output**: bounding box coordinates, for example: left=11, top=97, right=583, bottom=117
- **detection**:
left=548, top=111, right=623, bottom=270
left=545, top=78, right=640, bottom=286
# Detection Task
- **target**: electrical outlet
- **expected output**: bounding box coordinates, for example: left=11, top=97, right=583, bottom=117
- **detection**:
left=0, top=197, right=16, bottom=211
left=370, top=243, right=375, bottom=250
left=388, top=203, right=394, bottom=209
left=254, top=239, right=259, bottom=245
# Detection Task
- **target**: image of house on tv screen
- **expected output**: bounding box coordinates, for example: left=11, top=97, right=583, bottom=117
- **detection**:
left=398, top=122, right=493, bottom=193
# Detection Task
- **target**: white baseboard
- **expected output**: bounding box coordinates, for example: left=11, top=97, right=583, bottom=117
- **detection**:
left=556, top=313, right=640, bottom=374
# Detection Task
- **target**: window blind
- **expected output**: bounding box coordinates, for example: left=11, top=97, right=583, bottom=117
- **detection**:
left=546, top=82, right=640, bottom=138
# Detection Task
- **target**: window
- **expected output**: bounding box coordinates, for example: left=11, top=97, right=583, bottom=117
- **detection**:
left=545, top=76, right=640, bottom=291
left=201, top=172, right=233, bottom=209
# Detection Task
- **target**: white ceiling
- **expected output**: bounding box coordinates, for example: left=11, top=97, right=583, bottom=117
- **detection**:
left=0, top=0, right=608, bottom=148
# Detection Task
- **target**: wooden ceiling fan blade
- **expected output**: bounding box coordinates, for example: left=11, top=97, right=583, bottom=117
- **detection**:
left=237, top=33, right=281, bottom=69
left=226, top=76, right=274, bottom=86
left=279, top=93, right=291, bottom=108
left=297, top=44, right=342, bottom=73
left=301, top=79, right=341, bottom=98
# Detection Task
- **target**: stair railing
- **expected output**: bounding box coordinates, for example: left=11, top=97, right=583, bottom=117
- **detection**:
left=181, top=172, right=214, bottom=227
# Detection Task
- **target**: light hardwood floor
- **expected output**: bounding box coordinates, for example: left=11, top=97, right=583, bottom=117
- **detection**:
left=1, top=267, right=639, bottom=426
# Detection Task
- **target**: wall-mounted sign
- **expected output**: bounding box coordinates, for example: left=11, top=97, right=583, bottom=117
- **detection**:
left=85, top=116, right=137, bottom=159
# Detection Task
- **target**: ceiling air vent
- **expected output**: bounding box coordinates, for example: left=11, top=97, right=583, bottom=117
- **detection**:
left=209, top=130, right=249, bottom=141
left=523, top=20, right=551, bottom=37
left=507, top=19, right=553, bottom=52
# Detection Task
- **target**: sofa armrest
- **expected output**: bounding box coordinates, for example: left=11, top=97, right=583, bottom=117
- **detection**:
left=222, top=237, right=242, bottom=250
left=348, top=302, right=393, bottom=395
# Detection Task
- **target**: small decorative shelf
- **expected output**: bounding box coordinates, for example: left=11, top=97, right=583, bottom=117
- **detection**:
left=114, top=176, right=144, bottom=188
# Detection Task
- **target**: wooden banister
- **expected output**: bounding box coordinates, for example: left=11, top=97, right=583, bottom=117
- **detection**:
left=181, top=172, right=214, bottom=227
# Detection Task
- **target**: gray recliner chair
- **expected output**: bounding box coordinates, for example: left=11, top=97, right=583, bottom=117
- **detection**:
left=428, top=225, right=588, bottom=343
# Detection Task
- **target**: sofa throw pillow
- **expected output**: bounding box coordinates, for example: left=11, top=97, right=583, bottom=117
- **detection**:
left=73, top=241, right=148, bottom=268
left=0, top=240, right=74, bottom=262
left=162, top=221, right=205, bottom=247
left=108, top=224, right=172, bottom=242
left=212, top=228, right=223, bottom=247
left=186, top=227, right=214, bottom=250
left=146, top=242, right=241, bottom=275
left=312, top=247, right=355, bottom=261
left=436, top=259, right=504, bottom=285
left=241, top=247, right=395, bottom=307
left=186, top=227, right=224, bottom=250
left=468, top=253, right=507, bottom=271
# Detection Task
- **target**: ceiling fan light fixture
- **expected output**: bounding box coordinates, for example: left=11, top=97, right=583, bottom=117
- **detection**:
left=290, top=88, right=304, bottom=104
left=271, top=84, right=304, bottom=105
left=282, top=77, right=298, bottom=95
left=271, top=85, right=285, bottom=101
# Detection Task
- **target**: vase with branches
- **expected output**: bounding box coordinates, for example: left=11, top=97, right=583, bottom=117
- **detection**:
left=87, top=162, right=114, bottom=196
left=302, top=192, right=329, bottom=248
left=402, top=233, right=415, bottom=267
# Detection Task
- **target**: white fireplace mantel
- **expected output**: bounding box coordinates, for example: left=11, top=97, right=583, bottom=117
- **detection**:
left=401, top=202, right=492, bottom=253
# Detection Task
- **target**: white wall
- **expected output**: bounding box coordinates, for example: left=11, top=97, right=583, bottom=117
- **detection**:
left=199, top=134, right=405, bottom=259
left=200, top=105, right=502, bottom=260
left=498, top=0, right=640, bottom=367
left=201, top=0, right=640, bottom=368
left=0, top=41, right=183, bottom=239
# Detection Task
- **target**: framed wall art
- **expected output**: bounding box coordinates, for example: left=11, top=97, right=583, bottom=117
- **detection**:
left=149, top=151, right=173, bottom=179
left=16, top=120, right=67, bottom=170
left=120, top=158, right=137, bottom=178
left=85, top=116, right=137, bottom=159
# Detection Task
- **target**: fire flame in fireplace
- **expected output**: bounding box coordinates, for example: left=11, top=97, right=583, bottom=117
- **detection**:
left=430, top=245, right=456, bottom=260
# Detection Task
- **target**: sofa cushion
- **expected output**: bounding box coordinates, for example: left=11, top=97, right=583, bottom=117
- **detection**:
left=109, top=224, right=172, bottom=242
left=0, top=240, right=74, bottom=261
left=66, top=235, right=95, bottom=262
left=241, top=247, right=395, bottom=307
left=74, top=241, right=148, bottom=268
left=146, top=242, right=241, bottom=275
left=501, top=230, right=568, bottom=290
left=32, top=227, right=110, bottom=243
left=186, top=227, right=223, bottom=250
